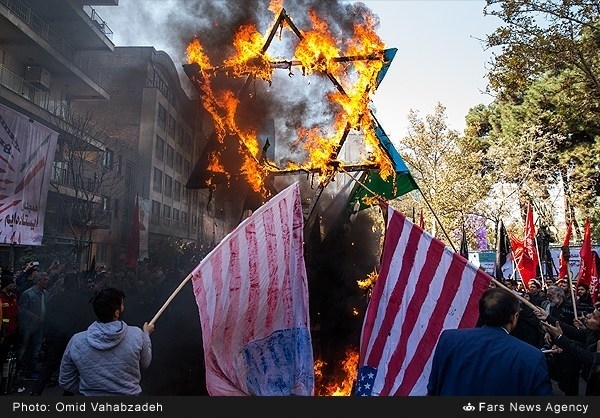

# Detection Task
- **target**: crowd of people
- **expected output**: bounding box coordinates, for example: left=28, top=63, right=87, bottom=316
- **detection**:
left=0, top=259, right=193, bottom=396
left=429, top=275, right=600, bottom=396
left=3, top=255, right=600, bottom=397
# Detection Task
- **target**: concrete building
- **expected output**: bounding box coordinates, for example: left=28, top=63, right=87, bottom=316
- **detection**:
left=75, top=45, right=244, bottom=268
left=0, top=0, right=119, bottom=269
left=0, top=0, right=243, bottom=271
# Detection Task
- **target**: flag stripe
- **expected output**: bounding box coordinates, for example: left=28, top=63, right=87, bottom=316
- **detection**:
left=191, top=181, right=313, bottom=395
left=357, top=206, right=491, bottom=396
left=380, top=228, right=445, bottom=395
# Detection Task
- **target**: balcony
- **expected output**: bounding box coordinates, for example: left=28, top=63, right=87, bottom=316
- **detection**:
left=0, top=0, right=111, bottom=97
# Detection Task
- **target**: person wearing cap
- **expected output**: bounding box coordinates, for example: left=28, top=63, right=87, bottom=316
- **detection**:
left=0, top=270, right=19, bottom=368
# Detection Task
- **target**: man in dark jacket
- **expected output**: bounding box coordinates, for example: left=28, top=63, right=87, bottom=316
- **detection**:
left=29, top=273, right=93, bottom=395
left=535, top=303, right=600, bottom=395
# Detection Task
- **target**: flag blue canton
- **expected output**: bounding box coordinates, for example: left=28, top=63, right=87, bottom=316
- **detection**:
left=354, top=366, right=377, bottom=396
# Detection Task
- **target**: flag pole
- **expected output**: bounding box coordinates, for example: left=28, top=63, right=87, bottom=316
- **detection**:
left=341, top=169, right=457, bottom=252
left=149, top=273, right=193, bottom=325
left=492, top=277, right=537, bottom=310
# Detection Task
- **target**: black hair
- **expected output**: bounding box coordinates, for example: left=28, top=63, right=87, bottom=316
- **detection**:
left=478, top=287, right=520, bottom=327
left=91, top=287, right=125, bottom=323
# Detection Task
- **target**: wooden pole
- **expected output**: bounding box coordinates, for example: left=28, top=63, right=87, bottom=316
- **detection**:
left=149, top=273, right=193, bottom=325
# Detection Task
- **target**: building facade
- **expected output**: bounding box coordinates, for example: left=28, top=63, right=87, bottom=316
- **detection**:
left=0, top=0, right=244, bottom=271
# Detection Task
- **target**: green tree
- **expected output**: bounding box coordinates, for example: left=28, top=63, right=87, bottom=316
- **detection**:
left=393, top=103, right=494, bottom=250
left=475, top=0, right=600, bottom=239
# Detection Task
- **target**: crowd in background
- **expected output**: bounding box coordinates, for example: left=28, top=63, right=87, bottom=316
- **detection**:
left=495, top=275, right=600, bottom=395
left=0, top=258, right=193, bottom=395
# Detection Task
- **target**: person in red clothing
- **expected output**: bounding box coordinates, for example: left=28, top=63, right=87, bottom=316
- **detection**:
left=0, top=270, right=19, bottom=363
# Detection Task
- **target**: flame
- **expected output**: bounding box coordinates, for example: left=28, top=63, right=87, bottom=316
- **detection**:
left=314, top=346, right=359, bottom=396
left=186, top=3, right=393, bottom=195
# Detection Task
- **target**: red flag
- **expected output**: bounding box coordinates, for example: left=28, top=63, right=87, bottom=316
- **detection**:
left=124, top=195, right=140, bottom=268
left=577, top=217, right=594, bottom=289
left=558, top=220, right=573, bottom=280
left=590, top=251, right=599, bottom=305
left=190, top=181, right=314, bottom=396
left=354, top=206, right=491, bottom=396
left=515, top=202, right=539, bottom=287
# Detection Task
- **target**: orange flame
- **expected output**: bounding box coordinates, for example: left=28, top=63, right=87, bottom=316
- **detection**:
left=186, top=4, right=392, bottom=195
left=314, top=346, right=359, bottom=396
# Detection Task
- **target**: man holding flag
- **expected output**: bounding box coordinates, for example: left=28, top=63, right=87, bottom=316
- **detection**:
left=428, top=287, right=553, bottom=396
left=353, top=205, right=492, bottom=396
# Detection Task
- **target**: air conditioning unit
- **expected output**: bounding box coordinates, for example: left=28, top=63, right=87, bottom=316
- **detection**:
left=25, top=66, right=51, bottom=91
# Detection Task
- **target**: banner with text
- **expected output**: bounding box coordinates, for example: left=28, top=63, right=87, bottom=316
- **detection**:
left=0, top=103, right=59, bottom=245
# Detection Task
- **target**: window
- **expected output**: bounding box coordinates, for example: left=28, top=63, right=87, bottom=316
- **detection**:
left=174, top=180, right=181, bottom=202
left=101, top=196, right=111, bottom=211
left=184, top=159, right=190, bottom=176
left=103, top=148, right=114, bottom=169
left=157, top=104, right=166, bottom=130
left=166, top=145, right=174, bottom=168
left=153, top=168, right=163, bottom=193
left=173, top=208, right=180, bottom=228
left=151, top=200, right=161, bottom=225
left=168, top=115, right=176, bottom=138
left=117, top=155, right=122, bottom=174
left=155, top=136, right=165, bottom=162
left=177, top=126, right=184, bottom=147
left=162, top=204, right=171, bottom=226
left=175, top=153, right=183, bottom=173
left=164, top=174, right=172, bottom=197
left=182, top=211, right=188, bottom=229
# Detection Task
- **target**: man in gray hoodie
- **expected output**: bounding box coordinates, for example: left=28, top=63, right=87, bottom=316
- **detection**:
left=58, top=287, right=155, bottom=396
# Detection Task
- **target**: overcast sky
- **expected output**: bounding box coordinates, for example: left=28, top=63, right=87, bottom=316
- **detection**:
left=96, top=0, right=501, bottom=142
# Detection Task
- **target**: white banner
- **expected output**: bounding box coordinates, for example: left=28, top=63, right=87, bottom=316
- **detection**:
left=0, top=103, right=58, bottom=245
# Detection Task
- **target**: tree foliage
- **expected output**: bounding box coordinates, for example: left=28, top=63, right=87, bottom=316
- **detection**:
left=392, top=103, right=494, bottom=250
left=47, top=111, right=131, bottom=267
left=463, top=0, right=600, bottom=240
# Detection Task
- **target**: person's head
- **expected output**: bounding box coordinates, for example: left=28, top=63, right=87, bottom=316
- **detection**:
left=92, top=287, right=125, bottom=323
left=505, top=279, right=518, bottom=290
left=577, top=284, right=590, bottom=297
left=557, top=278, right=571, bottom=293
left=584, top=307, right=600, bottom=333
left=528, top=279, right=542, bottom=294
left=478, top=287, right=521, bottom=331
left=545, top=285, right=565, bottom=307
left=0, top=270, right=16, bottom=293
left=33, top=272, right=49, bottom=289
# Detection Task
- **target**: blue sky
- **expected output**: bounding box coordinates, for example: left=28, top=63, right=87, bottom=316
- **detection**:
left=98, top=0, right=502, bottom=141
left=362, top=0, right=501, bottom=140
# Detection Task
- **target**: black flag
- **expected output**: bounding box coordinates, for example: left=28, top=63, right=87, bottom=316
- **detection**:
left=495, top=220, right=511, bottom=280
left=459, top=226, right=469, bottom=260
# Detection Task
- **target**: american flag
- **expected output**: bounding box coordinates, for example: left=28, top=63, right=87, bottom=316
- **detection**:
left=354, top=205, right=491, bottom=396
left=190, top=181, right=314, bottom=396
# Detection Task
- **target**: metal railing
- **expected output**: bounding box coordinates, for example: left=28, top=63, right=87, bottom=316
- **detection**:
left=0, top=63, right=69, bottom=118
left=0, top=0, right=108, bottom=89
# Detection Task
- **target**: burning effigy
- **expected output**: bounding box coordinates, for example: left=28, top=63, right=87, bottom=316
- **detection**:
left=178, top=0, right=416, bottom=396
